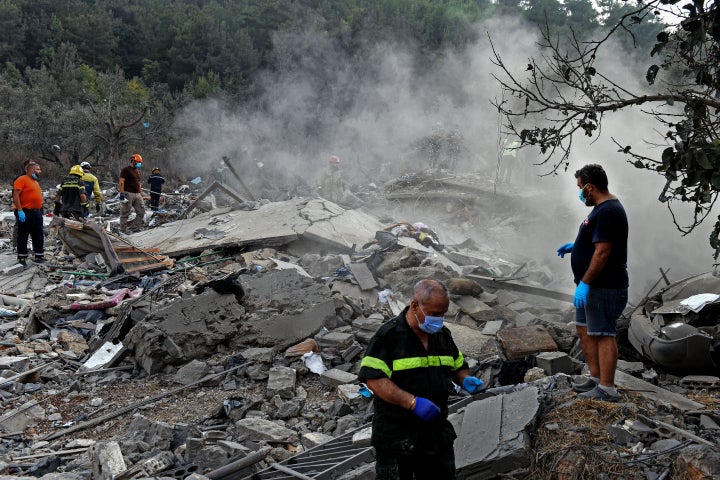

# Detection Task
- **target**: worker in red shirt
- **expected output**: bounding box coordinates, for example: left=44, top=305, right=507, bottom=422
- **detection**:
left=118, top=153, right=145, bottom=232
left=13, top=160, right=45, bottom=266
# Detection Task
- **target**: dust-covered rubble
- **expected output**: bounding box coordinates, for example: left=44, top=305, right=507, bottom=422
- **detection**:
left=0, top=196, right=718, bottom=480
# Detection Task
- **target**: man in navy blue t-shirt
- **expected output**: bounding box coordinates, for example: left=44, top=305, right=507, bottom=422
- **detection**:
left=556, top=164, right=628, bottom=402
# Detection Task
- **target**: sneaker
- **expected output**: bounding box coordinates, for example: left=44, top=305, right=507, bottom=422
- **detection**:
left=571, top=377, right=598, bottom=393
left=577, top=385, right=620, bottom=402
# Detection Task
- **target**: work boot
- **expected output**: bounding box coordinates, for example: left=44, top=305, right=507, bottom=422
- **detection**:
left=34, top=256, right=46, bottom=264
left=17, top=258, right=26, bottom=268
left=571, top=377, right=598, bottom=393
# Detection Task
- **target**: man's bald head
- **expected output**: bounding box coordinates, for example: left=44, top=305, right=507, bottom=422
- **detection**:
left=413, top=279, right=448, bottom=306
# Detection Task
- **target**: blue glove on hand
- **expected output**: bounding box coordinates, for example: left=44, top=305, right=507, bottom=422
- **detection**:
left=17, top=210, right=26, bottom=223
left=413, top=397, right=440, bottom=422
left=574, top=281, right=590, bottom=308
left=556, top=242, right=574, bottom=258
left=462, top=376, right=485, bottom=394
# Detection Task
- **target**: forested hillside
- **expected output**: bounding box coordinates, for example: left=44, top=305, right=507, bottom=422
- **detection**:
left=0, top=0, right=662, bottom=181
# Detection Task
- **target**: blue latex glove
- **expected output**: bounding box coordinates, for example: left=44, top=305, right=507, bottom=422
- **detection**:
left=413, top=397, right=440, bottom=422
left=556, top=242, right=574, bottom=258
left=462, top=376, right=485, bottom=394
left=17, top=210, right=26, bottom=223
left=574, top=281, right=590, bottom=308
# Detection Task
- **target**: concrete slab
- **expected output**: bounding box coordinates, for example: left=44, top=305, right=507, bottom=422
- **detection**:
left=498, top=326, right=558, bottom=361
left=454, top=386, right=539, bottom=479
left=445, top=323, right=500, bottom=359
left=614, top=370, right=704, bottom=411
left=129, top=198, right=385, bottom=257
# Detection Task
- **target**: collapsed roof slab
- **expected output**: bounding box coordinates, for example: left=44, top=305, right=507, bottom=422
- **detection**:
left=128, top=198, right=387, bottom=257
left=452, top=386, right=540, bottom=479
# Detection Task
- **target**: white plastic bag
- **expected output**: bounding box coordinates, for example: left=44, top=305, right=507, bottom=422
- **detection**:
left=301, top=352, right=327, bottom=374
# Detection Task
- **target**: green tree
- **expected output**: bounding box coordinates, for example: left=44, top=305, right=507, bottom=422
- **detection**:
left=491, top=0, right=720, bottom=258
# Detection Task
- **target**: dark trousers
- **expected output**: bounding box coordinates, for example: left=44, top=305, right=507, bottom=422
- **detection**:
left=150, top=192, right=161, bottom=210
left=375, top=447, right=456, bottom=480
left=15, top=209, right=44, bottom=260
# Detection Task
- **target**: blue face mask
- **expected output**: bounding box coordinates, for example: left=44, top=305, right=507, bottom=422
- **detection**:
left=418, top=306, right=444, bottom=334
left=31, top=173, right=38, bottom=180
left=578, top=185, right=588, bottom=204
left=135, top=162, right=142, bottom=169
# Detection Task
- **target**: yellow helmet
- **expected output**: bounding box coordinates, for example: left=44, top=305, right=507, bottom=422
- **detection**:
left=130, top=153, right=143, bottom=163
left=69, top=165, right=84, bottom=176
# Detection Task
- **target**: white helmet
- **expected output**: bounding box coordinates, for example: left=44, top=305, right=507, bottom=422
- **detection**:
left=80, top=161, right=91, bottom=169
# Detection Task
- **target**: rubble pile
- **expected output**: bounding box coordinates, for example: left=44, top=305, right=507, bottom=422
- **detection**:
left=0, top=189, right=718, bottom=480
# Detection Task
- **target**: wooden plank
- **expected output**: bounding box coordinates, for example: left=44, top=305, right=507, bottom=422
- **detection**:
left=124, top=258, right=174, bottom=273
left=118, top=256, right=158, bottom=263
left=614, top=370, right=704, bottom=411
left=348, top=263, right=378, bottom=291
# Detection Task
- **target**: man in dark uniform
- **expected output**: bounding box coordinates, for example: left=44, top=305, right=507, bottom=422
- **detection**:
left=54, top=165, right=88, bottom=221
left=359, top=279, right=484, bottom=479
left=557, top=164, right=629, bottom=402
left=147, top=167, right=165, bottom=211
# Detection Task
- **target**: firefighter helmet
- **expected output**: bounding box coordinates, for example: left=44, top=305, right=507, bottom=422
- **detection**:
left=69, top=165, right=84, bottom=177
left=130, top=153, right=143, bottom=163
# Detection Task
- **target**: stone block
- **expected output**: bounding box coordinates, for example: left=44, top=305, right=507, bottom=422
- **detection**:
left=321, top=368, right=358, bottom=388
left=316, top=331, right=354, bottom=349
left=89, top=441, right=126, bottom=480
left=494, top=290, right=520, bottom=307
left=498, top=326, right=557, bottom=361
left=0, top=400, right=45, bottom=433
left=478, top=292, right=498, bottom=306
left=267, top=366, right=296, bottom=399
left=173, top=360, right=209, bottom=385
left=302, top=431, right=334, bottom=449
left=242, top=347, right=274, bottom=363
left=352, top=315, right=385, bottom=332
left=481, top=320, right=504, bottom=336
left=454, top=296, right=496, bottom=322
left=536, top=351, right=573, bottom=375
left=234, top=418, right=296, bottom=442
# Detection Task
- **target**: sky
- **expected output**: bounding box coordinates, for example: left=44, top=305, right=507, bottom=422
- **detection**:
left=171, top=8, right=715, bottom=301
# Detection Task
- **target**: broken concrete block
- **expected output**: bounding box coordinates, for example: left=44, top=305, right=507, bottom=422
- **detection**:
left=302, top=431, right=334, bottom=449
left=498, top=326, right=558, bottom=361
left=454, top=386, right=539, bottom=479
left=234, top=418, right=296, bottom=442
left=494, top=290, right=520, bottom=307
left=352, top=426, right=372, bottom=446
left=89, top=441, right=127, bottom=480
left=341, top=342, right=363, bottom=362
left=478, top=292, right=498, bottom=306
left=352, top=313, right=385, bottom=332
left=513, top=311, right=536, bottom=327
left=454, top=296, right=496, bottom=322
left=243, top=347, right=275, bottom=363
left=80, top=342, right=127, bottom=372
left=445, top=323, right=500, bottom=359
left=481, top=320, right=504, bottom=336
left=447, top=278, right=484, bottom=296
left=536, top=352, right=573, bottom=375
left=320, top=368, right=358, bottom=387
left=673, top=445, right=720, bottom=479
left=316, top=331, right=354, bottom=349
left=0, top=400, right=45, bottom=433
left=0, top=356, right=31, bottom=372
left=267, top=366, right=296, bottom=399
left=523, top=367, right=546, bottom=382
left=284, top=339, right=318, bottom=358
left=616, top=360, right=645, bottom=374
left=337, top=384, right=365, bottom=407
left=173, top=360, right=209, bottom=385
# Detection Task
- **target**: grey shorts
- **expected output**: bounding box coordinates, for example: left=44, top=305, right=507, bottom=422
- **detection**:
left=575, top=287, right=628, bottom=336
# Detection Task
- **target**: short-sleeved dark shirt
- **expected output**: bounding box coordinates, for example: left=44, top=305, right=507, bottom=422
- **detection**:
left=358, top=307, right=467, bottom=454
left=571, top=198, right=629, bottom=289
left=120, top=165, right=141, bottom=193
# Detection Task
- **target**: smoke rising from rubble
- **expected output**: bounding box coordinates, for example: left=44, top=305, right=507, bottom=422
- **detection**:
left=172, top=16, right=715, bottom=300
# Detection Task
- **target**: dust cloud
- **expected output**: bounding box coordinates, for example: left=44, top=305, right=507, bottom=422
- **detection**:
left=170, top=15, right=715, bottom=301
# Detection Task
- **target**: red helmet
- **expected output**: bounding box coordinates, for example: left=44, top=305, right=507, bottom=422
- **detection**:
left=130, top=153, right=143, bottom=163
left=329, top=155, right=340, bottom=165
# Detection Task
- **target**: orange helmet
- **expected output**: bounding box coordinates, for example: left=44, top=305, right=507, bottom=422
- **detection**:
left=130, top=153, right=143, bottom=163
left=329, top=155, right=340, bottom=165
